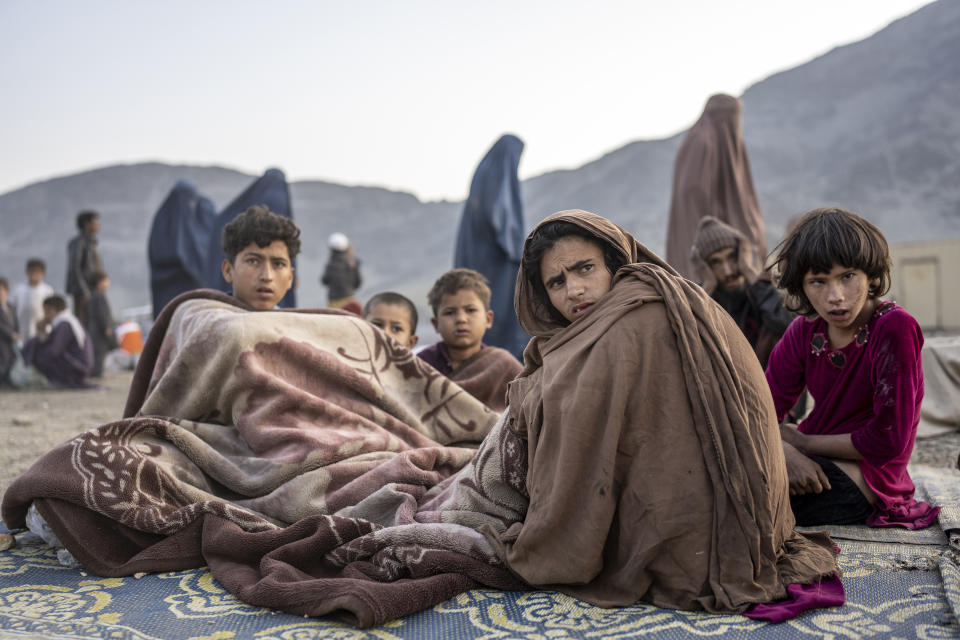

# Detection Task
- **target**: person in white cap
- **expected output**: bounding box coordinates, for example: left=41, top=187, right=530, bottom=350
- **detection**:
left=321, top=232, right=362, bottom=309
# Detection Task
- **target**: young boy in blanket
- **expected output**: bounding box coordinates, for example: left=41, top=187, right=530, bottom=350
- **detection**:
left=220, top=205, right=300, bottom=310
left=417, top=268, right=522, bottom=412
left=766, top=207, right=939, bottom=529
left=363, top=291, right=420, bottom=350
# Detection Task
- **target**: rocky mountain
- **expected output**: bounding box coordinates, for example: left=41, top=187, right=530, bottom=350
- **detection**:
left=1, top=0, right=958, bottom=321
left=523, top=0, right=960, bottom=248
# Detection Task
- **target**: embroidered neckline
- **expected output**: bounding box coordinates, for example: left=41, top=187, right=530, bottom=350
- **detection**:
left=810, top=300, right=895, bottom=368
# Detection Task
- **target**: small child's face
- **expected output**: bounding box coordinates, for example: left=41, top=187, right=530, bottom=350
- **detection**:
left=431, top=289, right=493, bottom=355
left=97, top=277, right=110, bottom=292
left=802, top=264, right=877, bottom=340
left=26, top=267, right=44, bottom=286
left=42, top=305, right=58, bottom=322
left=0, top=285, right=7, bottom=304
left=365, top=302, right=418, bottom=350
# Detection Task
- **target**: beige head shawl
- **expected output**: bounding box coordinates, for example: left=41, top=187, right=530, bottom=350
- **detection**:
left=514, top=209, right=675, bottom=340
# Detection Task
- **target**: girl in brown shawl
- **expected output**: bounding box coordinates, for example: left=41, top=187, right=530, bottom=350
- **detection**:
left=499, top=209, right=840, bottom=618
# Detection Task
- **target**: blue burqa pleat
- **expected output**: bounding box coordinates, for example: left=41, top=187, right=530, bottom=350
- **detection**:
left=148, top=180, right=216, bottom=319
left=203, top=168, right=297, bottom=308
left=454, top=134, right=529, bottom=359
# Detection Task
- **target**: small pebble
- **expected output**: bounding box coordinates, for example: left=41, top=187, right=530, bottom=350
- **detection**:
left=134, top=572, right=147, bottom=579
left=0, top=533, right=15, bottom=551
left=11, top=416, right=33, bottom=426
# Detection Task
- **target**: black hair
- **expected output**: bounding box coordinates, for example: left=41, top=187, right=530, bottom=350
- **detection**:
left=221, top=205, right=301, bottom=264
left=0, top=277, right=8, bottom=291
left=25, top=258, right=46, bottom=273
left=521, top=220, right=627, bottom=326
left=768, top=207, right=891, bottom=317
left=364, top=291, right=418, bottom=334
left=42, top=294, right=68, bottom=312
left=76, top=210, right=99, bottom=231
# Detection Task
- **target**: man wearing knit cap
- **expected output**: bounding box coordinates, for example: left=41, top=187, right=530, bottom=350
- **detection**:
left=691, top=216, right=793, bottom=368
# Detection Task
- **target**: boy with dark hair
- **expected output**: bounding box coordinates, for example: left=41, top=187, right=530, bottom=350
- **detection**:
left=363, top=291, right=419, bottom=350
left=66, top=210, right=103, bottom=326
left=21, top=294, right=94, bottom=388
left=87, top=271, right=116, bottom=378
left=0, top=277, right=19, bottom=385
left=220, top=205, right=300, bottom=310
left=418, top=268, right=521, bottom=412
left=11, top=258, right=55, bottom=342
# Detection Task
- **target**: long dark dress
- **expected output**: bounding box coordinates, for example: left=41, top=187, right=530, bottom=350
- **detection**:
left=665, top=94, right=767, bottom=280
left=454, top=134, right=529, bottom=359
left=148, top=180, right=216, bottom=319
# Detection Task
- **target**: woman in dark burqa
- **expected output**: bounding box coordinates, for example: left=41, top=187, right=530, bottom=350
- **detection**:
left=148, top=180, right=216, bottom=318
left=454, top=134, right=529, bottom=359
left=665, top=94, right=767, bottom=280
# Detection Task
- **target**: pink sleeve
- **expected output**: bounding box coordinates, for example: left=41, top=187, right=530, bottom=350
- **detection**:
left=765, top=316, right=807, bottom=422
left=850, top=311, right=924, bottom=464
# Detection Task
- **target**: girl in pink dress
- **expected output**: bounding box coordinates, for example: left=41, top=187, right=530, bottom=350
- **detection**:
left=765, top=207, right=939, bottom=529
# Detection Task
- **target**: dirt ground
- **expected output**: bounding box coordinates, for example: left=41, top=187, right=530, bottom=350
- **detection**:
left=1, top=368, right=959, bottom=501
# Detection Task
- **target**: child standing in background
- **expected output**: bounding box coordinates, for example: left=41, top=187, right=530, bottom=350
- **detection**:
left=10, top=258, right=55, bottom=343
left=87, top=271, right=116, bottom=378
left=765, top=207, right=939, bottom=529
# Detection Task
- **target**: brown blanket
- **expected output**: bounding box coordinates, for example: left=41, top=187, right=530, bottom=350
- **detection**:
left=502, top=210, right=838, bottom=612
left=2, top=290, right=522, bottom=626
left=448, top=345, right=522, bottom=412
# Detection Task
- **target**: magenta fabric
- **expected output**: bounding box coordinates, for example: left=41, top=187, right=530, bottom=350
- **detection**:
left=743, top=573, right=846, bottom=623
left=765, top=302, right=940, bottom=529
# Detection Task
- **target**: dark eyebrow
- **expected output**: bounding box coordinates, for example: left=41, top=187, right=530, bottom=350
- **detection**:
left=544, top=259, right=593, bottom=288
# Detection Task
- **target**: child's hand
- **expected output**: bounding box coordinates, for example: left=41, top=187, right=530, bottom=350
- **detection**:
left=782, top=442, right=832, bottom=496
left=779, top=422, right=806, bottom=451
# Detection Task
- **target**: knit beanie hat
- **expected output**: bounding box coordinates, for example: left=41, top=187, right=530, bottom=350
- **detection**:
left=691, top=216, right=742, bottom=262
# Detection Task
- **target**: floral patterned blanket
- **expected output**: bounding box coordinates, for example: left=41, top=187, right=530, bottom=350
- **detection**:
left=2, top=290, right=525, bottom=626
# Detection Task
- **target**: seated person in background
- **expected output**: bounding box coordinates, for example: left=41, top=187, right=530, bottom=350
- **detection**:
left=86, top=271, right=116, bottom=378
left=221, top=205, right=300, bottom=310
left=21, top=294, right=94, bottom=388
left=0, top=277, right=19, bottom=386
left=495, top=209, right=838, bottom=617
left=363, top=291, right=419, bottom=350
left=417, top=268, right=522, bottom=412
left=691, top=215, right=794, bottom=368
left=766, top=207, right=939, bottom=529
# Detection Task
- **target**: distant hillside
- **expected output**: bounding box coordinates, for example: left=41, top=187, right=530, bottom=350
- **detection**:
left=0, top=163, right=459, bottom=321
left=524, top=0, right=960, bottom=250
left=1, top=0, right=958, bottom=318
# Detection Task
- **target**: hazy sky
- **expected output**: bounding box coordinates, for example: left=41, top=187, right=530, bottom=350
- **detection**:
left=0, top=0, right=934, bottom=201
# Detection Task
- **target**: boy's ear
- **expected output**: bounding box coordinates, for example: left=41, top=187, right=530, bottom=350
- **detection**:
left=485, top=309, right=494, bottom=329
left=407, top=334, right=419, bottom=349
left=431, top=316, right=438, bottom=331
left=221, top=259, right=234, bottom=284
